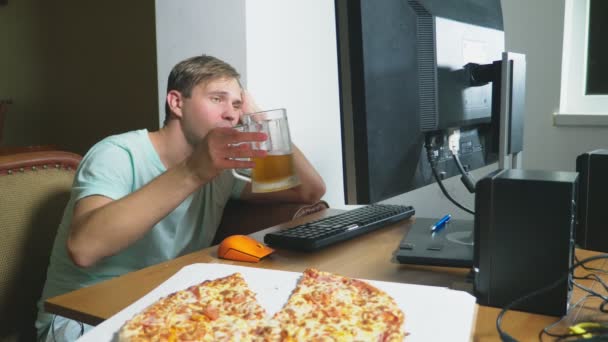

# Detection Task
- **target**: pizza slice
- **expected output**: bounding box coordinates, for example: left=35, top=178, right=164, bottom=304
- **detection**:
left=118, top=272, right=267, bottom=342
left=269, top=268, right=406, bottom=341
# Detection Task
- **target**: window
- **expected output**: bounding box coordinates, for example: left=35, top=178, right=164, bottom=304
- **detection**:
left=556, top=0, right=608, bottom=126
left=586, top=0, right=608, bottom=95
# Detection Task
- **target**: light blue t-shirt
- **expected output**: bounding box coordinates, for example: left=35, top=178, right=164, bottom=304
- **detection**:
left=35, top=129, right=245, bottom=336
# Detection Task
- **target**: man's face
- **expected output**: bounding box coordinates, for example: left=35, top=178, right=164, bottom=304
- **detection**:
left=180, top=77, right=242, bottom=146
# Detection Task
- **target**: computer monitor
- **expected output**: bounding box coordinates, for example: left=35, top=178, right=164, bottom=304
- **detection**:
left=334, top=0, right=510, bottom=204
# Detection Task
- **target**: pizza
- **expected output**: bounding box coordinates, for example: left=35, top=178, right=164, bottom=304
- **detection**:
left=118, top=272, right=267, bottom=341
left=119, top=269, right=406, bottom=341
left=269, top=268, right=405, bottom=341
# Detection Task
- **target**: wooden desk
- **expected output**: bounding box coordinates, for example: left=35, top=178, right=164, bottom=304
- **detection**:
left=45, top=209, right=607, bottom=341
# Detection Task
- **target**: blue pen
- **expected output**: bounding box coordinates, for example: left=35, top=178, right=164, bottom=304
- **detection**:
left=430, top=214, right=452, bottom=232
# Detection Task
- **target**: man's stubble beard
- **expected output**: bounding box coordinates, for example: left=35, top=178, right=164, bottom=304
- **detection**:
left=181, top=120, right=207, bottom=150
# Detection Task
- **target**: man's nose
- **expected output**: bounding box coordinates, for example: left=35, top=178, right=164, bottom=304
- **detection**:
left=221, top=106, right=238, bottom=123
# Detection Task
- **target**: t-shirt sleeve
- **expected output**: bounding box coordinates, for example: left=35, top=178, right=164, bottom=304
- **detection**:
left=72, top=141, right=134, bottom=202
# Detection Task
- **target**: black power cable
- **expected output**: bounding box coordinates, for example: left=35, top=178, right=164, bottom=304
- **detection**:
left=452, top=153, right=477, bottom=193
left=575, top=255, right=608, bottom=275
left=497, top=254, right=608, bottom=341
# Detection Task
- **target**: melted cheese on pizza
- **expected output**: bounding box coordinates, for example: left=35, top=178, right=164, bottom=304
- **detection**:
left=118, top=273, right=267, bottom=342
left=270, top=269, right=405, bottom=341
left=118, top=269, right=406, bottom=342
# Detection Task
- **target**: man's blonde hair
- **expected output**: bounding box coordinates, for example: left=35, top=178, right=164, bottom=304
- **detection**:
left=164, top=55, right=241, bottom=125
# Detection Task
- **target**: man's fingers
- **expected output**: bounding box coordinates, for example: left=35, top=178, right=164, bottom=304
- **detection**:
left=196, top=127, right=269, bottom=173
left=229, top=131, right=267, bottom=144
left=225, top=144, right=267, bottom=159
left=241, top=90, right=262, bottom=114
left=227, top=159, right=257, bottom=169
left=211, top=127, right=267, bottom=144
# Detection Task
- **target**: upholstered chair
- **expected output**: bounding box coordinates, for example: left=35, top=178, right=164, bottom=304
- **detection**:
left=0, top=151, right=81, bottom=341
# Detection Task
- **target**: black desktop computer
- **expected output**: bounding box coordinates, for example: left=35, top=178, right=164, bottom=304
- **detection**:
left=474, top=169, right=578, bottom=316
left=576, top=149, right=608, bottom=252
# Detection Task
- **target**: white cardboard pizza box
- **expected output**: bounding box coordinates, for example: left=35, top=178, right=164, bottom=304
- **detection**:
left=76, top=264, right=476, bottom=342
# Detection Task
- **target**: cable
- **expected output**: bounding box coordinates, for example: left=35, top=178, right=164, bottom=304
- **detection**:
left=497, top=254, right=608, bottom=341
left=564, top=336, right=608, bottom=341
left=572, top=282, right=608, bottom=310
left=575, top=255, right=608, bottom=274
left=573, top=273, right=608, bottom=293
left=539, top=294, right=593, bottom=341
left=558, top=324, right=608, bottom=342
left=424, top=134, right=475, bottom=215
left=452, top=153, right=477, bottom=193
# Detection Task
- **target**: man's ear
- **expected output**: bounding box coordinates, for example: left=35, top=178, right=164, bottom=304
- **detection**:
left=166, top=90, right=184, bottom=118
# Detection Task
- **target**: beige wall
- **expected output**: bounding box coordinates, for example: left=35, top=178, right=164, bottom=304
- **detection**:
left=503, top=0, right=608, bottom=172
left=0, top=0, right=158, bottom=155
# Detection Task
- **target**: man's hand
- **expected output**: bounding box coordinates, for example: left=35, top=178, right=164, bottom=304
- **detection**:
left=185, top=127, right=268, bottom=184
left=241, top=90, right=262, bottom=114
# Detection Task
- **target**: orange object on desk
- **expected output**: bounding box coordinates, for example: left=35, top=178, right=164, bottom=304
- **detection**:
left=218, top=235, right=275, bottom=263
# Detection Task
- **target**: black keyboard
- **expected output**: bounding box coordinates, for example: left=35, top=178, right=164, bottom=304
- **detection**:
left=264, top=204, right=415, bottom=251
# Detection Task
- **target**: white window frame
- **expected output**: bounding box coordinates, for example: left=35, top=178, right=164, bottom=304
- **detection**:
left=554, top=0, right=608, bottom=126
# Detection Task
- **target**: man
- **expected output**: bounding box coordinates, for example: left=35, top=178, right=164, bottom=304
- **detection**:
left=35, top=55, right=326, bottom=341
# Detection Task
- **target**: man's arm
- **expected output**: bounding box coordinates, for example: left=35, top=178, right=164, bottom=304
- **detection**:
left=67, top=128, right=267, bottom=268
left=239, top=144, right=326, bottom=204
left=67, top=164, right=202, bottom=268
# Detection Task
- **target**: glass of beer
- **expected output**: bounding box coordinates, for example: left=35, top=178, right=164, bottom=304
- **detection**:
left=232, top=108, right=300, bottom=193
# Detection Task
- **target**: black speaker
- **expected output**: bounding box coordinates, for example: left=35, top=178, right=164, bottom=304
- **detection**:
left=474, top=169, right=578, bottom=316
left=576, top=149, right=608, bottom=252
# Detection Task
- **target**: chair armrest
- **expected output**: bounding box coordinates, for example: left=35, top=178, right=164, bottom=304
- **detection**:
left=213, top=200, right=329, bottom=245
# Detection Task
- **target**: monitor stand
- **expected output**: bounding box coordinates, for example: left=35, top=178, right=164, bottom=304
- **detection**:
left=395, top=217, right=474, bottom=268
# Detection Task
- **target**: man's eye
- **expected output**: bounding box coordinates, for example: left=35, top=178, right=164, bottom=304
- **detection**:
left=211, top=97, right=221, bottom=103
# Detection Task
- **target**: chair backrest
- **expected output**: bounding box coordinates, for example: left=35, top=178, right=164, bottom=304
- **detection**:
left=0, top=151, right=81, bottom=341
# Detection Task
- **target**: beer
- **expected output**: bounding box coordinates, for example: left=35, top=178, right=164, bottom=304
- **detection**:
left=232, top=108, right=301, bottom=192
left=252, top=153, right=296, bottom=184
